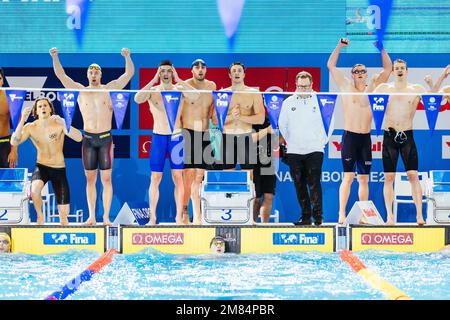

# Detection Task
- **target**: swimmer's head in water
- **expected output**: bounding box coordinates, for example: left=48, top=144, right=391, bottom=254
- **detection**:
left=87, top=63, right=102, bottom=86
left=393, top=59, right=408, bottom=79
left=0, top=233, right=11, bottom=253
left=0, top=68, right=4, bottom=86
left=295, top=71, right=313, bottom=92
left=159, top=60, right=174, bottom=84
left=32, top=97, right=55, bottom=120
left=228, top=62, right=246, bottom=84
left=210, top=236, right=226, bottom=254
left=191, top=59, right=207, bottom=81
left=351, top=64, right=368, bottom=83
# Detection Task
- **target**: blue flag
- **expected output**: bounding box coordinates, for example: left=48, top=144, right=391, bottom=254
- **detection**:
left=161, top=91, right=182, bottom=133
left=422, top=94, right=443, bottom=136
left=316, top=94, right=337, bottom=136
left=66, top=0, right=91, bottom=47
left=263, top=93, right=285, bottom=130
left=217, top=0, right=246, bottom=48
left=368, top=94, right=389, bottom=135
left=5, top=90, right=26, bottom=130
left=58, top=91, right=79, bottom=133
left=213, top=91, right=233, bottom=133
left=110, top=91, right=130, bottom=130
left=368, top=0, right=393, bottom=51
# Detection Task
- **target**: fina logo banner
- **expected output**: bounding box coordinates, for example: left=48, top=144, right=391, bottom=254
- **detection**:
left=422, top=94, right=443, bottom=136
left=213, top=91, right=233, bottom=132
left=161, top=91, right=182, bottom=133
left=368, top=94, right=389, bottom=135
left=316, top=94, right=337, bottom=136
left=58, top=91, right=79, bottom=133
left=110, top=91, right=130, bottom=130
left=43, top=233, right=96, bottom=245
left=273, top=233, right=325, bottom=245
left=263, top=93, right=284, bottom=131
left=5, top=90, right=26, bottom=130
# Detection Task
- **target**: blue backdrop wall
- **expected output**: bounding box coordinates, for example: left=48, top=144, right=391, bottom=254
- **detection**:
left=1, top=52, right=449, bottom=223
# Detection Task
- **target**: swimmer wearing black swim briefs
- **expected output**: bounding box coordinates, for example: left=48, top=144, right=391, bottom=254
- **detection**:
left=382, top=127, right=418, bottom=172
left=10, top=98, right=83, bottom=225
left=82, top=131, right=113, bottom=170
left=0, top=136, right=11, bottom=168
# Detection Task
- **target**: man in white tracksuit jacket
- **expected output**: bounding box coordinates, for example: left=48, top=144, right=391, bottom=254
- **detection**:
left=278, top=71, right=331, bottom=225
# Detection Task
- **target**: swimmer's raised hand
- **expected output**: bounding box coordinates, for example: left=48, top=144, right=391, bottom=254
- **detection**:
left=339, top=38, right=350, bottom=47
left=121, top=48, right=131, bottom=57
left=424, top=75, right=433, bottom=88
left=21, top=107, right=32, bottom=122
left=153, top=67, right=161, bottom=82
left=444, top=65, right=450, bottom=78
left=49, top=47, right=59, bottom=57
left=171, top=66, right=181, bottom=83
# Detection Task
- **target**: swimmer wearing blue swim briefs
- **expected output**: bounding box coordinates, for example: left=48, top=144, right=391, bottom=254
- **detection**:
left=328, top=38, right=392, bottom=224
left=135, top=60, right=200, bottom=225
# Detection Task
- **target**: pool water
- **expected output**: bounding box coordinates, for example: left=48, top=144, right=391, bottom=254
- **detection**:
left=0, top=249, right=448, bottom=300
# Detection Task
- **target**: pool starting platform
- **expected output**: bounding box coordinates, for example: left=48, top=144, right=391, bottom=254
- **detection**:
left=1, top=170, right=449, bottom=255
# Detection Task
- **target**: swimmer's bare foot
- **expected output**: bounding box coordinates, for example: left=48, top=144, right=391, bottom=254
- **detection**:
left=59, top=214, right=69, bottom=226
left=176, top=217, right=185, bottom=225
left=338, top=213, right=346, bottom=224
left=146, top=211, right=156, bottom=225
left=103, top=215, right=112, bottom=226
left=192, top=214, right=202, bottom=225
left=182, top=207, right=190, bottom=224
left=36, top=214, right=45, bottom=225
left=417, top=216, right=425, bottom=226
left=386, top=218, right=395, bottom=226
left=83, top=217, right=97, bottom=226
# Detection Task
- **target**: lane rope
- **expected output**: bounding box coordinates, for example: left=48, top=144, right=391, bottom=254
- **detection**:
left=339, top=250, right=412, bottom=300
left=45, top=249, right=118, bottom=300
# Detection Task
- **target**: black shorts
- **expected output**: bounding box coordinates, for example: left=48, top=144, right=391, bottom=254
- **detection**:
left=82, top=131, right=113, bottom=171
left=0, top=135, right=11, bottom=168
left=219, top=133, right=257, bottom=170
left=182, top=129, right=214, bottom=169
left=341, top=131, right=372, bottom=174
left=382, top=129, right=418, bottom=172
left=253, top=165, right=277, bottom=198
left=31, top=164, right=70, bottom=205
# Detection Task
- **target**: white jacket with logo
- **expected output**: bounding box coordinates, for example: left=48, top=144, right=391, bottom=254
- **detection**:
left=278, top=93, right=332, bottom=155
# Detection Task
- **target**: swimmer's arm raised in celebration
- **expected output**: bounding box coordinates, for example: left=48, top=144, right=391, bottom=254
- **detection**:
left=424, top=65, right=450, bottom=92
left=134, top=68, right=161, bottom=104
left=51, top=115, right=83, bottom=142
left=327, top=38, right=352, bottom=90
left=237, top=92, right=265, bottom=125
left=50, top=48, right=85, bottom=89
left=10, top=107, right=32, bottom=146
left=369, top=48, right=393, bottom=90
left=105, top=48, right=135, bottom=90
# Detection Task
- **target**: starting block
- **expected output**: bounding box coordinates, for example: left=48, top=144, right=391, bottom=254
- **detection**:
left=0, top=168, right=30, bottom=224
left=200, top=170, right=255, bottom=225
left=426, top=170, right=450, bottom=225
left=344, top=201, right=385, bottom=226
